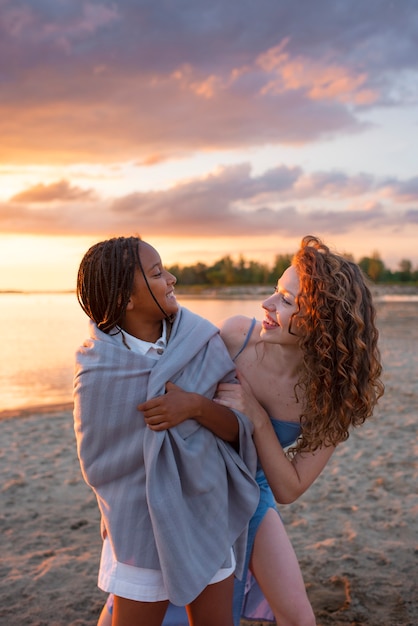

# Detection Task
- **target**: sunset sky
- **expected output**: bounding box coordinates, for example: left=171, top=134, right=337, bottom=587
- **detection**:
left=1, top=0, right=418, bottom=291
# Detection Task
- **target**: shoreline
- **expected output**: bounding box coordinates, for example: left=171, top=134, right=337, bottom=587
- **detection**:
left=0, top=401, right=74, bottom=422
left=1, top=283, right=418, bottom=298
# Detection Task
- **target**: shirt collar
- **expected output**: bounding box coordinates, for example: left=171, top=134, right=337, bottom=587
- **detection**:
left=116, top=319, right=167, bottom=356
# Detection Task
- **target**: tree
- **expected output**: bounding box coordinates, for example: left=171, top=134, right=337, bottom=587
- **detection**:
left=358, top=252, right=386, bottom=282
left=398, top=259, right=412, bottom=282
left=269, top=254, right=293, bottom=282
left=206, top=256, right=236, bottom=285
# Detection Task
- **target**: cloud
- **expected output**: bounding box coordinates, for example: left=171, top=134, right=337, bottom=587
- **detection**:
left=380, top=176, right=418, bottom=203
left=10, top=180, right=97, bottom=203
left=1, top=164, right=416, bottom=239
left=405, top=209, right=418, bottom=223
left=1, top=0, right=417, bottom=164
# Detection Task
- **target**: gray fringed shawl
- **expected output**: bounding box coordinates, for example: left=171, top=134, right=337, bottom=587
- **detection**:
left=73, top=306, right=259, bottom=605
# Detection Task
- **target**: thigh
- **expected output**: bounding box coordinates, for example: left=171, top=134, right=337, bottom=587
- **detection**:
left=112, top=596, right=169, bottom=626
left=186, top=574, right=234, bottom=626
left=249, top=508, right=314, bottom=623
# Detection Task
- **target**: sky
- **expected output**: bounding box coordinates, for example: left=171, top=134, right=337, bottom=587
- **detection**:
left=1, top=0, right=418, bottom=291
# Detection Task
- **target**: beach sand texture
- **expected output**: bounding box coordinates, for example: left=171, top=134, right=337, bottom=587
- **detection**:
left=0, top=300, right=417, bottom=625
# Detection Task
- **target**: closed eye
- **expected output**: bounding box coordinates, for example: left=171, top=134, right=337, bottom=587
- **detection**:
left=274, top=287, right=292, bottom=305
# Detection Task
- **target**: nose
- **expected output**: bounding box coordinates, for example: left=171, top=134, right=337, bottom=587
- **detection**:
left=262, top=294, right=276, bottom=312
left=166, top=270, right=177, bottom=285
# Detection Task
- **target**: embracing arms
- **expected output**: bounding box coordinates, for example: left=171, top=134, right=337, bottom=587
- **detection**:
left=216, top=374, right=334, bottom=504
left=139, top=381, right=240, bottom=444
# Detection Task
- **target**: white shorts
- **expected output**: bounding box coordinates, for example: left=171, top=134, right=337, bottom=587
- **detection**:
left=98, top=537, right=236, bottom=602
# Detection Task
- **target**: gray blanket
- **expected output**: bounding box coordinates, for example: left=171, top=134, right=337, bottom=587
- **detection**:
left=73, top=306, right=259, bottom=605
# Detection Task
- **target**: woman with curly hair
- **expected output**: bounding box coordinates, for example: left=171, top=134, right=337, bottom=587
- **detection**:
left=215, top=234, right=384, bottom=625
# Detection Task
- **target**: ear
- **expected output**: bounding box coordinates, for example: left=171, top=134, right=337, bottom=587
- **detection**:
left=125, top=296, right=134, bottom=311
left=126, top=298, right=134, bottom=311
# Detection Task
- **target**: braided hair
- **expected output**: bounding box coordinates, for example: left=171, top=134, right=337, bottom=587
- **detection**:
left=77, top=236, right=141, bottom=333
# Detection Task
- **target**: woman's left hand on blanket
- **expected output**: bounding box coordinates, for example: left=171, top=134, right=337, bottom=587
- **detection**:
left=138, top=382, right=199, bottom=430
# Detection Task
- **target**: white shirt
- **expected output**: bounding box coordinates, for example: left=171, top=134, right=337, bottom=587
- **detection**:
left=116, top=319, right=167, bottom=358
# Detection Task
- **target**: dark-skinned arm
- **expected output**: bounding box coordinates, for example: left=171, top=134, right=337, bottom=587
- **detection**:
left=138, top=381, right=239, bottom=444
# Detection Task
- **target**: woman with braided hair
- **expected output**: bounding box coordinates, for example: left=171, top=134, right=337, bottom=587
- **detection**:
left=73, top=236, right=259, bottom=626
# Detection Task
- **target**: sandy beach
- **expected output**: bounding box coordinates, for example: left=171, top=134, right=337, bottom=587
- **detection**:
left=1, top=300, right=417, bottom=625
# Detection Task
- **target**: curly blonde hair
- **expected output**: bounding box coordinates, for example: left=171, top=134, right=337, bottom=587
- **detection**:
left=291, top=236, right=384, bottom=454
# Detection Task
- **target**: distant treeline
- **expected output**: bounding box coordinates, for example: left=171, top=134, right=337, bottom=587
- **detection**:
left=167, top=252, right=418, bottom=287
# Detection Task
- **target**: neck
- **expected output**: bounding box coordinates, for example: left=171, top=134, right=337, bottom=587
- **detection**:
left=122, top=318, right=164, bottom=343
left=263, top=342, right=303, bottom=379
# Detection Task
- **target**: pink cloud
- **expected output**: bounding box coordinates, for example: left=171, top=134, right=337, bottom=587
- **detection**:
left=1, top=164, right=416, bottom=239
left=10, top=180, right=97, bottom=203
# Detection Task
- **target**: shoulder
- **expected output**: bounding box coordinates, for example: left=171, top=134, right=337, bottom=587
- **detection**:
left=220, top=315, right=259, bottom=357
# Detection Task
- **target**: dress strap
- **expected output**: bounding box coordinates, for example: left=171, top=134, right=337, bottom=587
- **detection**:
left=232, top=318, right=257, bottom=361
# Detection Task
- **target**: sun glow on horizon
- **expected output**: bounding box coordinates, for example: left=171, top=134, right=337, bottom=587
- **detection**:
left=1, top=230, right=413, bottom=293
left=0, top=233, right=299, bottom=292
left=0, top=235, right=99, bottom=292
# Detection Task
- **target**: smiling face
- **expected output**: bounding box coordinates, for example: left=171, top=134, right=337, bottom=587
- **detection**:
left=260, top=265, right=301, bottom=345
left=126, top=241, right=178, bottom=326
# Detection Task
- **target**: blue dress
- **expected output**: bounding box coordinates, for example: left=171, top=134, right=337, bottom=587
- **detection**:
left=233, top=418, right=301, bottom=624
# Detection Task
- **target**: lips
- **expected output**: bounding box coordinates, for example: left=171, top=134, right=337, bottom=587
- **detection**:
left=262, top=314, right=279, bottom=330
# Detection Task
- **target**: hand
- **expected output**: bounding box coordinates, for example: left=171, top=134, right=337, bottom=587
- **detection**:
left=215, top=381, right=246, bottom=413
left=138, top=381, right=199, bottom=431
left=216, top=371, right=269, bottom=428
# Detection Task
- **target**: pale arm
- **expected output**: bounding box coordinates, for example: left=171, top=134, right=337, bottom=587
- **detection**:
left=138, top=381, right=239, bottom=444
left=252, top=416, right=334, bottom=504
left=216, top=374, right=334, bottom=503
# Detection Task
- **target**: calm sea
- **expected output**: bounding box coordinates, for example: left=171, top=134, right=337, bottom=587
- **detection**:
left=1, top=291, right=417, bottom=415
left=0, top=292, right=263, bottom=414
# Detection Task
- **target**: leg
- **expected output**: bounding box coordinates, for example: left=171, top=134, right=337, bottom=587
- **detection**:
left=186, top=574, right=234, bottom=626
left=112, top=596, right=169, bottom=626
left=97, top=601, right=112, bottom=626
left=250, top=508, right=316, bottom=626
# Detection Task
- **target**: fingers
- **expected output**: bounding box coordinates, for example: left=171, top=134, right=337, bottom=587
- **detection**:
left=138, top=393, right=171, bottom=413
left=137, top=381, right=180, bottom=411
left=137, top=398, right=159, bottom=412
left=138, top=402, right=162, bottom=416
left=145, top=420, right=170, bottom=431
left=165, top=381, right=179, bottom=392
left=217, top=382, right=237, bottom=392
left=216, top=387, right=241, bottom=401
left=137, top=382, right=187, bottom=429
left=213, top=397, right=232, bottom=407
left=143, top=410, right=170, bottom=430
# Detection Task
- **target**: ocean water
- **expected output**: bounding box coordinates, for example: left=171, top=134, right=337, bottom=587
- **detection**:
left=0, top=292, right=262, bottom=414
left=1, top=291, right=417, bottom=415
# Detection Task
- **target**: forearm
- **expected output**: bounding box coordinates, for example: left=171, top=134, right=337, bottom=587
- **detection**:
left=252, top=421, right=303, bottom=503
left=140, top=382, right=240, bottom=444
left=192, top=393, right=239, bottom=444
left=252, top=419, right=334, bottom=504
